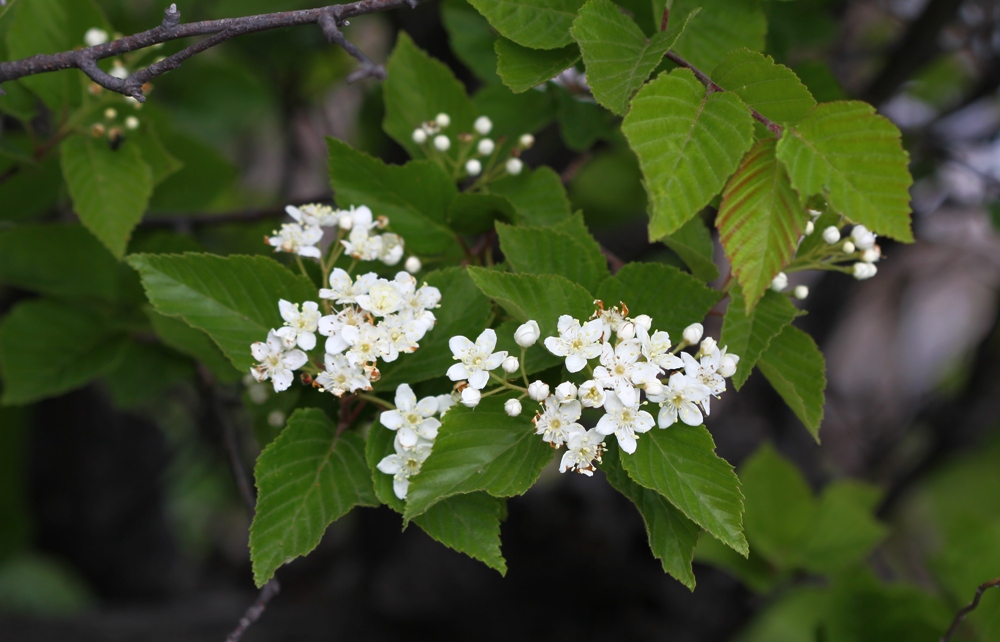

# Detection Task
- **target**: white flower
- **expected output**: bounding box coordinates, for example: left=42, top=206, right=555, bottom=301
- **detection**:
left=84, top=28, right=109, bottom=47
left=593, top=304, right=628, bottom=340
left=616, top=321, right=636, bottom=341
left=593, top=339, right=654, bottom=406
left=474, top=116, right=493, bottom=135
left=465, top=159, right=482, bottom=176
left=645, top=378, right=664, bottom=396
left=341, top=226, right=384, bottom=261
left=435, top=113, right=451, bottom=128
left=639, top=328, right=684, bottom=371
left=595, top=391, right=654, bottom=455
left=543, top=315, right=604, bottom=373
left=317, top=305, right=367, bottom=354
left=319, top=269, right=377, bottom=304
left=461, top=386, right=481, bottom=407
left=346, top=205, right=375, bottom=230
left=505, top=398, right=522, bottom=417
left=377, top=441, right=432, bottom=500
left=250, top=330, right=309, bottom=392
left=378, top=314, right=422, bottom=362
left=477, top=138, right=495, bottom=156
left=405, top=256, right=422, bottom=274
left=528, top=380, right=550, bottom=402
left=356, top=279, right=403, bottom=317
left=633, top=314, right=652, bottom=333
left=412, top=128, right=428, bottom=144
left=559, top=427, right=605, bottom=476
left=518, top=133, right=534, bottom=149
left=514, top=320, right=541, bottom=347
left=554, top=381, right=577, bottom=403
left=577, top=379, right=606, bottom=408
left=341, top=322, right=389, bottom=366
left=822, top=226, right=841, bottom=244
left=682, top=323, right=703, bottom=345
left=267, top=222, right=323, bottom=258
left=698, top=337, right=719, bottom=358
left=380, top=384, right=441, bottom=448
left=771, top=272, right=788, bottom=292
left=794, top=285, right=809, bottom=300
left=502, top=356, right=520, bottom=373
left=851, top=224, right=877, bottom=250
left=378, top=233, right=405, bottom=266
left=446, top=328, right=507, bottom=389
left=315, top=353, right=371, bottom=396
left=506, top=158, right=523, bottom=175
left=853, top=262, right=878, bottom=280
left=654, top=372, right=711, bottom=428
left=681, top=351, right=726, bottom=414
left=436, top=394, right=457, bottom=417
left=434, top=135, right=451, bottom=151
left=275, top=300, right=320, bottom=350
left=533, top=396, right=583, bottom=447
left=338, top=214, right=354, bottom=230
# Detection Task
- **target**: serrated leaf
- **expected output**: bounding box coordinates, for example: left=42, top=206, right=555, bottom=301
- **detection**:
left=403, top=396, right=553, bottom=520
left=496, top=220, right=608, bottom=293
left=711, top=49, right=816, bottom=125
left=327, top=137, right=461, bottom=258
left=603, top=446, right=699, bottom=588
left=595, top=262, right=721, bottom=339
left=694, top=534, right=782, bottom=594
left=466, top=268, right=596, bottom=340
left=473, top=84, right=558, bottom=141
left=365, top=423, right=507, bottom=573
left=621, top=425, right=747, bottom=555
left=127, top=253, right=318, bottom=373
left=720, top=287, right=801, bottom=390
left=0, top=299, right=128, bottom=405
left=469, top=0, right=586, bottom=50
left=668, top=0, right=766, bottom=72
left=718, top=139, right=809, bottom=309
left=145, top=308, right=242, bottom=383
left=757, top=325, right=825, bottom=440
left=570, top=0, right=694, bottom=115
left=383, top=32, right=477, bottom=159
left=250, top=409, right=377, bottom=586
left=489, top=166, right=573, bottom=225
left=495, top=38, right=580, bottom=93
left=661, top=214, right=719, bottom=282
left=447, top=192, right=516, bottom=235
left=442, top=0, right=501, bottom=83
left=775, top=101, right=914, bottom=242
left=623, top=68, right=755, bottom=240
left=797, top=481, right=887, bottom=574
left=132, top=123, right=183, bottom=186
left=60, top=135, right=154, bottom=259
left=376, top=267, right=492, bottom=390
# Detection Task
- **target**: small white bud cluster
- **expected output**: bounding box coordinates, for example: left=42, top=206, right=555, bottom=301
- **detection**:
left=411, top=113, right=533, bottom=179
left=412, top=112, right=453, bottom=148
left=849, top=224, right=880, bottom=280
left=793, top=210, right=884, bottom=285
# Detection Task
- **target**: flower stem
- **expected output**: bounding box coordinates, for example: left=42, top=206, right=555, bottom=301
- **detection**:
left=355, top=392, right=394, bottom=410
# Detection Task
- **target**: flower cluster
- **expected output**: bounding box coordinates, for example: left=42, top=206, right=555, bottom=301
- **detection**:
left=411, top=112, right=534, bottom=179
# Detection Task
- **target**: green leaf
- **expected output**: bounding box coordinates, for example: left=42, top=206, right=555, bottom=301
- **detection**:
left=131, top=123, right=183, bottom=186
left=442, top=0, right=501, bottom=83
left=797, top=481, right=887, bottom=574
left=249, top=409, right=377, bottom=587
left=489, top=166, right=573, bottom=225
left=495, top=38, right=580, bottom=93
left=126, top=253, right=318, bottom=373
left=496, top=220, right=608, bottom=293
left=595, top=262, right=721, bottom=339
left=473, top=83, right=559, bottom=140
left=718, top=139, right=809, bottom=309
left=0, top=223, right=123, bottom=302
left=446, top=192, right=516, bottom=235
left=466, top=268, right=596, bottom=339
left=826, top=570, right=951, bottom=642
left=694, top=533, right=781, bottom=593
left=621, top=424, right=747, bottom=555
left=757, top=325, right=825, bottom=440
left=669, top=0, right=767, bottom=72
left=376, top=267, right=493, bottom=390
left=553, top=83, right=619, bottom=151
left=145, top=308, right=242, bottom=383
left=103, top=342, right=194, bottom=409
left=711, top=49, right=816, bottom=125
left=737, top=587, right=830, bottom=642
left=403, top=396, right=553, bottom=520
left=775, top=101, right=914, bottom=242
left=0, top=299, right=128, bottom=405
left=326, top=137, right=461, bottom=258
left=365, top=421, right=507, bottom=574
left=603, top=445, right=699, bottom=589
left=720, top=287, right=801, bottom=390
left=622, top=68, right=755, bottom=241
left=570, top=0, right=694, bottom=115
left=382, top=32, right=477, bottom=159
left=661, top=214, right=719, bottom=282
left=468, top=0, right=586, bottom=50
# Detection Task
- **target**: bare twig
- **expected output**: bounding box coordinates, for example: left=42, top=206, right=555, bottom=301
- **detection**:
left=600, top=243, right=625, bottom=274
left=226, top=578, right=281, bottom=642
left=0, top=0, right=425, bottom=102
left=941, top=577, right=1000, bottom=642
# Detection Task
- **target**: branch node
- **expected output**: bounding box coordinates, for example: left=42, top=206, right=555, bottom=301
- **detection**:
left=162, top=3, right=181, bottom=29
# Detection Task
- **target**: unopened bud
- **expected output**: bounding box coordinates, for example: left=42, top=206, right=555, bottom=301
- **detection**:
left=851, top=224, right=877, bottom=250
left=90, top=122, right=106, bottom=137
left=338, top=214, right=353, bottom=230
left=433, top=135, right=451, bottom=151
left=514, top=320, right=540, bottom=347
left=554, top=381, right=577, bottom=403
left=435, top=113, right=451, bottom=128
left=645, top=379, right=664, bottom=396
left=465, top=159, right=482, bottom=176
left=822, top=226, right=841, bottom=244
left=616, top=322, right=635, bottom=341
left=504, top=398, right=522, bottom=417
left=861, top=246, right=881, bottom=263
left=853, top=262, right=878, bottom=280
left=502, top=356, right=520, bottom=373
left=474, top=116, right=493, bottom=135
left=412, top=128, right=427, bottom=144
left=842, top=241, right=856, bottom=254
left=718, top=354, right=739, bottom=378
left=124, top=116, right=139, bottom=130
left=477, top=138, right=495, bottom=156
left=770, top=272, right=788, bottom=292
left=682, top=323, right=703, bottom=345
left=506, top=158, right=523, bottom=175
left=528, top=380, right=550, bottom=402
left=104, top=107, right=117, bottom=120
left=518, top=133, right=534, bottom=149
left=84, top=28, right=109, bottom=47
left=699, top=337, right=719, bottom=357
left=804, top=220, right=814, bottom=235
left=404, top=256, right=422, bottom=274
left=633, top=314, right=652, bottom=333
left=461, top=386, right=481, bottom=407
left=793, top=285, right=809, bottom=300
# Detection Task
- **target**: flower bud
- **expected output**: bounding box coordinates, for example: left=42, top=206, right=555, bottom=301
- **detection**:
left=682, top=323, right=703, bottom=345
left=110, top=63, right=128, bottom=80
left=124, top=116, right=139, bottom=130
left=477, top=138, right=495, bottom=156
left=804, top=220, right=814, bottom=235
left=84, top=28, right=109, bottom=47
left=514, top=320, right=540, bottom=347
left=504, top=398, right=522, bottom=417
left=554, top=381, right=577, bottom=403
left=404, top=256, right=422, bottom=274
left=461, top=386, right=481, bottom=407
left=633, top=314, right=652, bottom=333
left=518, top=133, right=535, bottom=149
left=644, top=379, right=664, bottom=396
left=338, top=214, right=353, bottom=230
left=435, top=113, right=451, bottom=128
left=842, top=241, right=856, bottom=254
left=793, top=285, right=809, bottom=300
left=808, top=208, right=822, bottom=218
left=616, top=321, right=635, bottom=341
left=474, top=116, right=493, bottom=135
left=770, top=272, right=788, bottom=292
left=578, top=380, right=606, bottom=408
left=506, top=158, right=523, bottom=175
left=851, top=224, right=877, bottom=250
left=528, top=380, right=549, bottom=402
left=412, top=128, right=428, bottom=144
left=502, top=356, right=520, bottom=373
left=699, top=337, right=719, bottom=357
left=822, top=226, right=841, bottom=244
left=104, top=107, right=117, bottom=120
left=267, top=410, right=286, bottom=428
left=433, top=135, right=451, bottom=151
left=465, top=159, right=482, bottom=176
left=861, top=246, right=881, bottom=263
left=853, top=262, right=877, bottom=280
left=718, top=354, right=740, bottom=378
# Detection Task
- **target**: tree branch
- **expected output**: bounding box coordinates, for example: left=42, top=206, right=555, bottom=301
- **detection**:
left=226, top=578, right=281, bottom=642
left=941, top=577, right=1000, bottom=642
left=0, top=0, right=424, bottom=101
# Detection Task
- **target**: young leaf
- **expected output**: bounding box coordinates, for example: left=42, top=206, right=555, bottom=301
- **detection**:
left=382, top=32, right=477, bottom=158
left=718, top=139, right=809, bottom=309
left=570, top=0, right=694, bottom=115
left=489, top=166, right=573, bottom=225
left=442, top=0, right=501, bottom=83
left=621, top=425, right=748, bottom=556
left=127, top=253, right=317, bottom=372
left=60, top=134, right=154, bottom=259
left=595, top=262, right=721, bottom=340
left=622, top=68, right=755, bottom=241
left=603, top=446, right=700, bottom=589
left=711, top=49, right=816, bottom=125
left=661, top=215, right=719, bottom=283
left=495, top=38, right=581, bottom=93
left=553, top=83, right=619, bottom=151
left=757, top=325, right=825, bottom=441
left=0, top=299, right=128, bottom=405
left=403, top=396, right=553, bottom=520
left=250, top=409, right=377, bottom=587
left=720, top=287, right=801, bottom=390
left=775, top=101, right=914, bottom=242
left=468, top=0, right=586, bottom=50
left=496, top=221, right=609, bottom=294
left=327, top=138, right=461, bottom=258
left=797, top=481, right=887, bottom=574
left=668, top=0, right=767, bottom=72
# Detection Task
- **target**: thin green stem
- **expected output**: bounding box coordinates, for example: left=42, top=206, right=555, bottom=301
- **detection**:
left=520, top=347, right=530, bottom=388
left=356, top=392, right=394, bottom=410
left=295, top=255, right=310, bottom=280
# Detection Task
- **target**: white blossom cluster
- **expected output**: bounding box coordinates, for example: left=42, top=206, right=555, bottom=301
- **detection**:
left=411, top=112, right=534, bottom=178
left=375, top=384, right=456, bottom=500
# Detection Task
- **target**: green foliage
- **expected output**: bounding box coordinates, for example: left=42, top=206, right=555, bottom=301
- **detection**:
left=446, top=193, right=516, bottom=235
left=496, top=219, right=608, bottom=293
left=661, top=214, right=719, bottom=282
left=623, top=68, right=755, bottom=241
left=467, top=268, right=595, bottom=339
left=495, top=39, right=580, bottom=93
left=127, top=253, right=317, bottom=372
left=103, top=342, right=194, bottom=408
left=442, top=0, right=501, bottom=83
left=250, top=408, right=377, bottom=587
left=825, top=570, right=951, bottom=642
left=756, top=324, right=826, bottom=440
left=711, top=49, right=816, bottom=124
left=469, top=0, right=586, bottom=50
left=720, top=287, right=801, bottom=389
left=668, top=0, right=767, bottom=72
left=145, top=308, right=242, bottom=383
left=488, top=166, right=573, bottom=225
